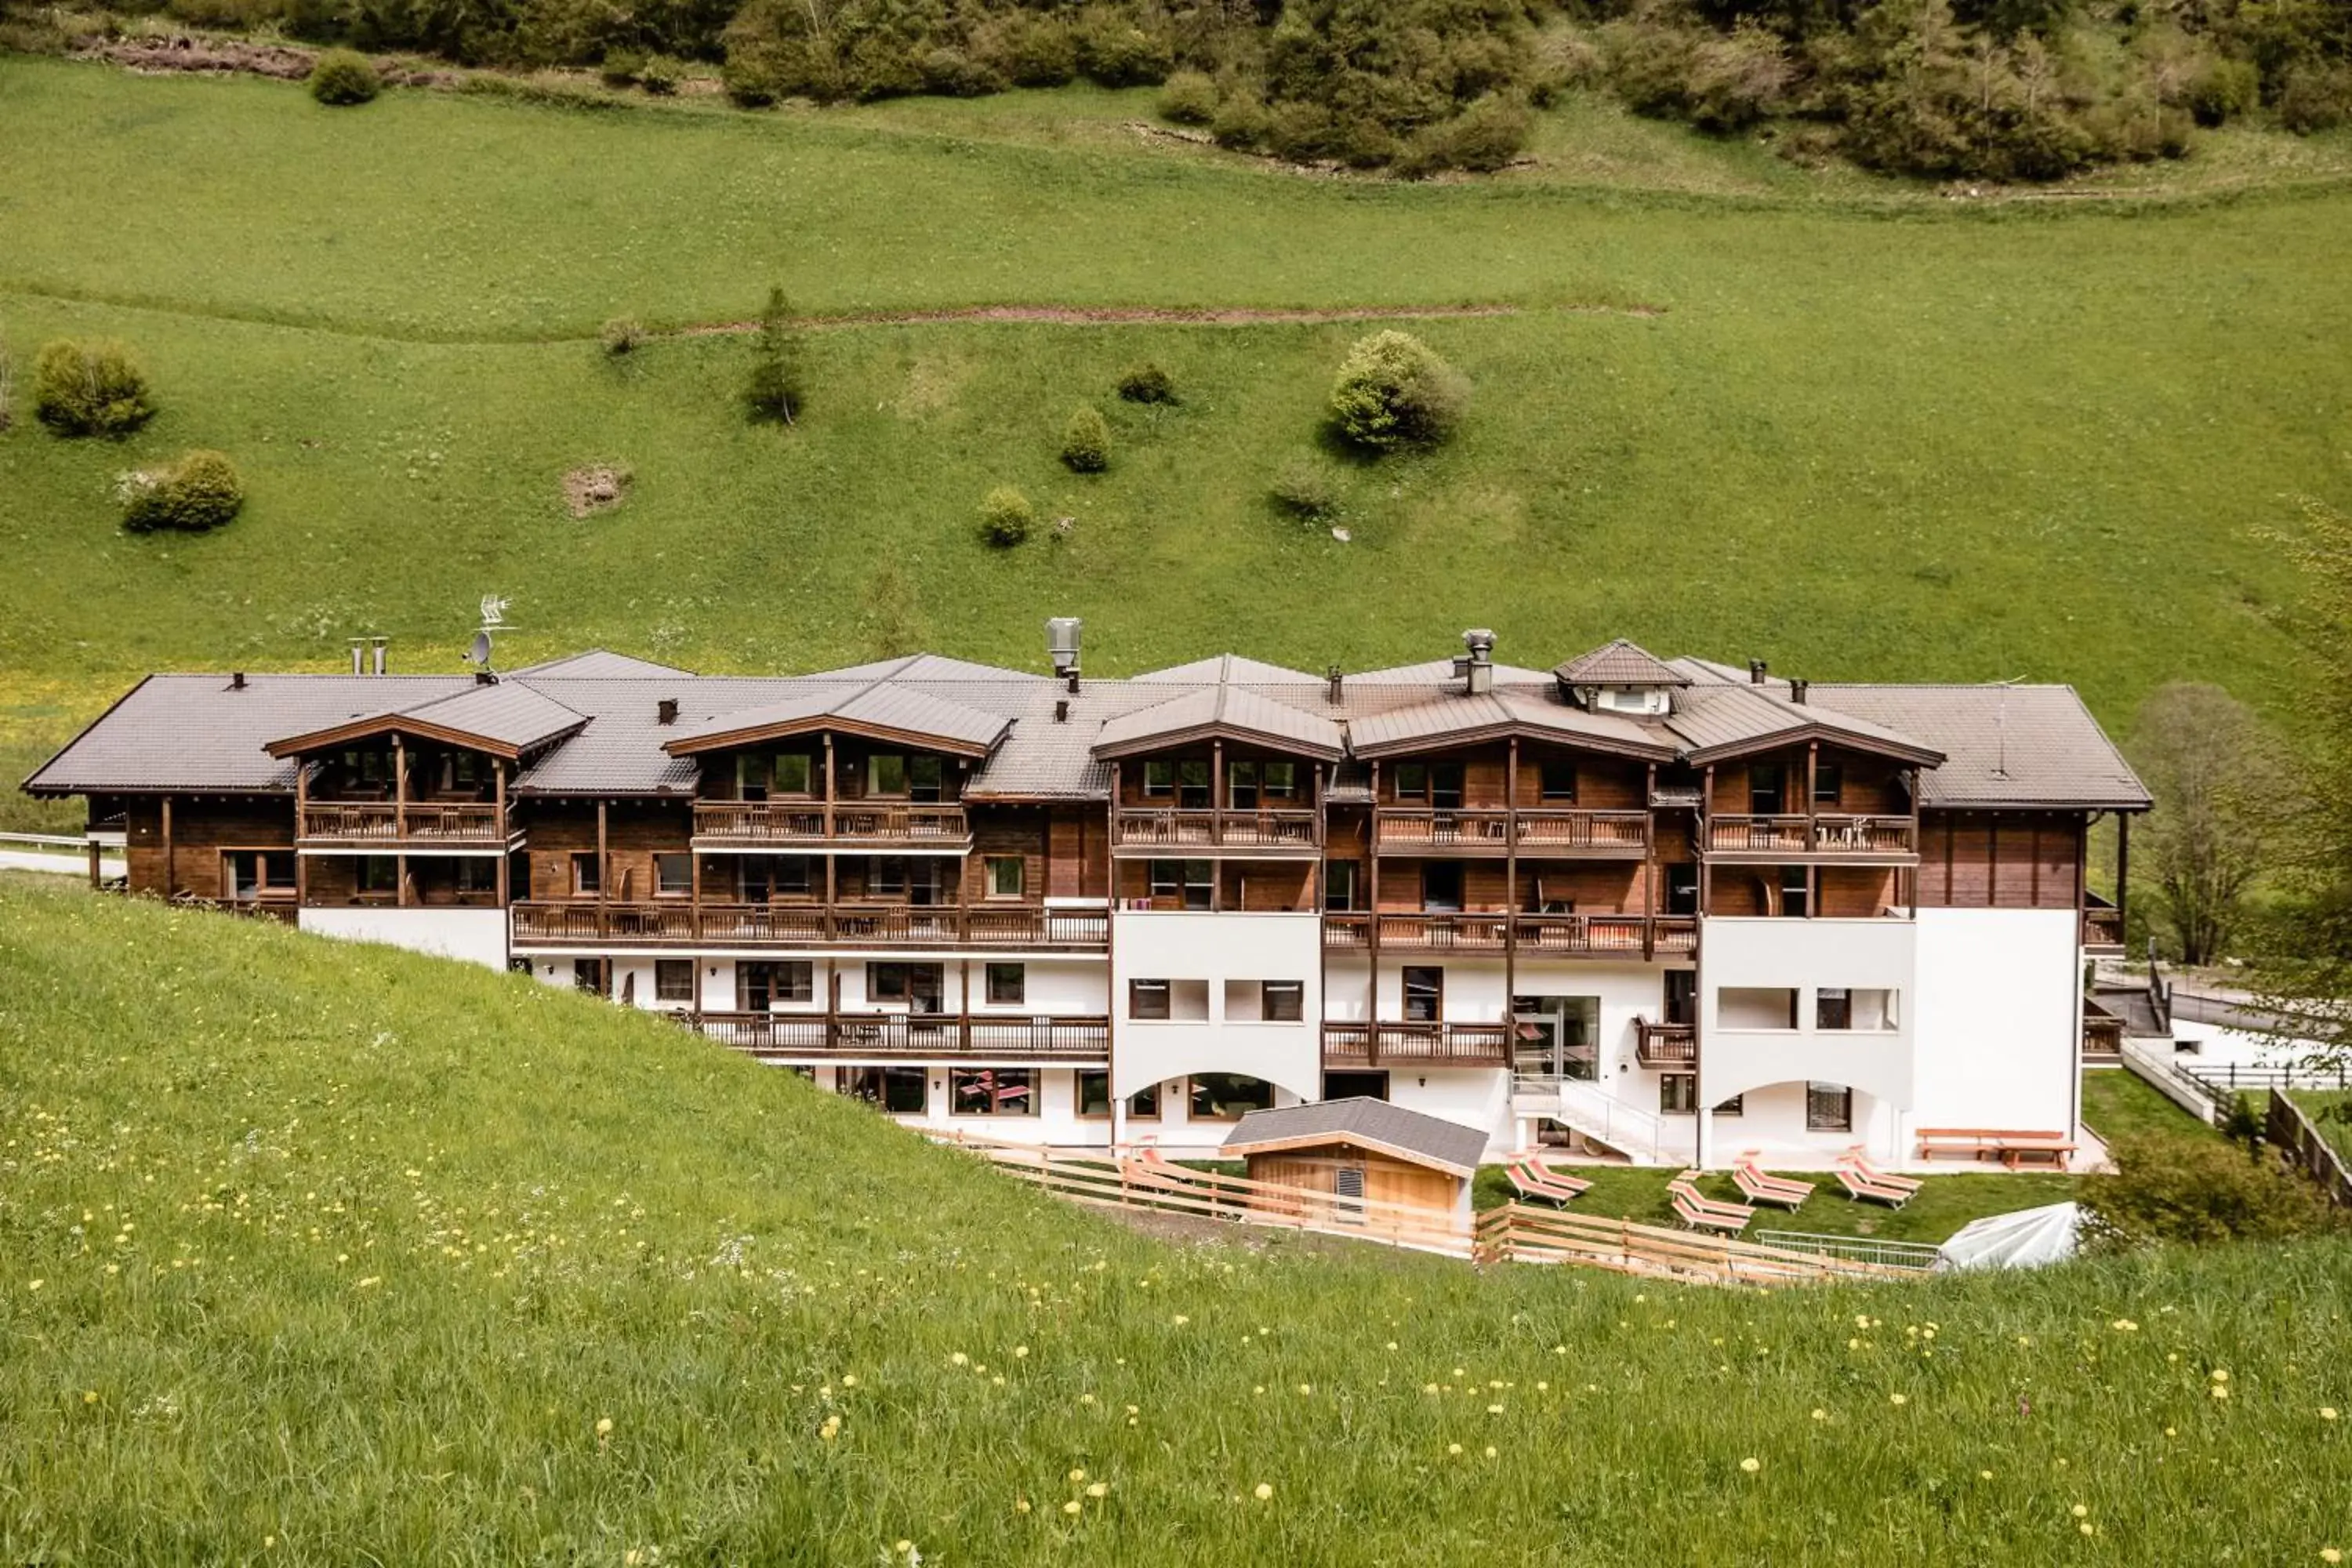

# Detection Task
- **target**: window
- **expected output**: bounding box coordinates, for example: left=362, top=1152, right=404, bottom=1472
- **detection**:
left=1392, top=763, right=1428, bottom=801
left=742, top=855, right=811, bottom=902
left=1128, top=1080, right=1162, bottom=1119
left=776, top=961, right=815, bottom=1004
left=654, top=959, right=694, bottom=1004
left=735, top=754, right=769, bottom=801
left=1130, top=978, right=1171, bottom=1021
left=360, top=855, right=398, bottom=895
left=1403, top=967, right=1443, bottom=1022
left=909, top=756, right=944, bottom=803
left=869, top=963, right=943, bottom=1010
left=1421, top=862, right=1464, bottom=913
left=1189, top=1073, right=1275, bottom=1120
left=985, top=963, right=1025, bottom=1006
left=1779, top=866, right=1809, bottom=918
left=985, top=856, right=1025, bottom=899
left=1323, top=861, right=1360, bottom=912
left=572, top=959, right=607, bottom=995
left=1664, top=969, right=1697, bottom=1027
left=1142, top=760, right=1174, bottom=799
left=655, top=853, right=691, bottom=898
left=1264, top=761, right=1298, bottom=800
left=953, top=1068, right=1036, bottom=1116
left=1128, top=978, right=1207, bottom=1021
left=1816, top=988, right=1853, bottom=1031
left=1713, top=1094, right=1744, bottom=1116
left=868, top=754, right=909, bottom=796
left=1660, top=1073, right=1697, bottom=1115
left=1323, top=1070, right=1388, bottom=1102
left=1228, top=759, right=1259, bottom=810
left=738, top=961, right=808, bottom=1011
left=873, top=856, right=909, bottom=897
left=1177, top=759, right=1211, bottom=809
left=1223, top=979, right=1305, bottom=1022
left=1539, top=760, right=1577, bottom=802
left=1431, top=762, right=1465, bottom=810
left=570, top=851, right=601, bottom=896
left=1077, top=1070, right=1114, bottom=1119
left=1749, top=764, right=1786, bottom=815
left=1720, top=986, right=1799, bottom=1029
left=1806, top=1082, right=1854, bottom=1131
left=1820, top=988, right=1898, bottom=1030
left=1813, top=762, right=1843, bottom=807
left=223, top=850, right=295, bottom=901
left=844, top=1066, right=928, bottom=1115
left=773, top=753, right=812, bottom=796
left=456, top=858, right=498, bottom=896
left=1149, top=858, right=1212, bottom=911
left=1666, top=864, right=1699, bottom=916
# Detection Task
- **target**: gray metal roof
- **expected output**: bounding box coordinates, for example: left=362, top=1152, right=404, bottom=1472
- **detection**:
left=1804, top=684, right=2150, bottom=809
left=1554, top=639, right=1690, bottom=688
left=509, top=648, right=696, bottom=679
left=385, top=682, right=588, bottom=753
left=1093, top=682, right=1345, bottom=760
left=1219, top=1097, right=1489, bottom=1176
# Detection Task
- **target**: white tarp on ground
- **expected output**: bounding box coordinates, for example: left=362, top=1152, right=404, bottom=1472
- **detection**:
left=1937, top=1202, right=2083, bottom=1271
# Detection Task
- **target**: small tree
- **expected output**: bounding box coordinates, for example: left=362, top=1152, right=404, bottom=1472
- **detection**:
left=1269, top=455, right=1338, bottom=519
left=121, top=450, right=245, bottom=534
left=1329, top=330, right=1469, bottom=451
left=2129, top=682, right=2299, bottom=965
left=1060, top=406, right=1110, bottom=473
left=742, top=287, right=805, bottom=425
left=309, top=49, right=381, bottom=106
left=1116, top=362, right=1177, bottom=405
left=32, top=339, right=154, bottom=438
left=977, top=485, right=1033, bottom=547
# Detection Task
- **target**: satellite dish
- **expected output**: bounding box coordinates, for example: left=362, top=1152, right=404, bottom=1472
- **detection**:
left=465, top=630, right=494, bottom=668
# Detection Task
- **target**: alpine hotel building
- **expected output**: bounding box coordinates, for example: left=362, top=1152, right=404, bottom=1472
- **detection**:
left=26, top=628, right=2149, bottom=1170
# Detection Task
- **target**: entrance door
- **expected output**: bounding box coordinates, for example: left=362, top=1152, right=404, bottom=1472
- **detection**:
left=1512, top=995, right=1599, bottom=1080
left=1664, top=970, right=1697, bottom=1026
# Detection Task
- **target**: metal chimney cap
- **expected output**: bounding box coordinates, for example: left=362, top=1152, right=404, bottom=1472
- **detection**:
left=1461, top=628, right=1497, bottom=657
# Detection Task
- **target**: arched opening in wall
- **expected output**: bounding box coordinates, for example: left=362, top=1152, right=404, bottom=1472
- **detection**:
left=1704, top=1080, right=1904, bottom=1169
left=1185, top=1073, right=1276, bottom=1124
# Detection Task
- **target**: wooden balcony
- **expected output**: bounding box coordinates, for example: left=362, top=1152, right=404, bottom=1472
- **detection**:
left=686, top=1011, right=1110, bottom=1061
left=1320, top=912, right=1697, bottom=958
left=1112, top=809, right=1320, bottom=855
left=1633, top=1016, right=1697, bottom=1066
left=1373, top=809, right=1510, bottom=853
left=510, top=900, right=1109, bottom=949
left=691, top=801, right=970, bottom=848
left=1372, top=809, right=1649, bottom=855
left=2081, top=1014, right=2124, bottom=1062
left=299, top=800, right=507, bottom=845
left=1322, top=1020, right=1509, bottom=1068
left=1512, top=810, right=1650, bottom=855
left=1704, top=814, right=1916, bottom=858
left=2082, top=898, right=2124, bottom=953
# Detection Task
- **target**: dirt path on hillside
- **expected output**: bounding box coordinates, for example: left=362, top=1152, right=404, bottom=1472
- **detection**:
left=681, top=300, right=1661, bottom=333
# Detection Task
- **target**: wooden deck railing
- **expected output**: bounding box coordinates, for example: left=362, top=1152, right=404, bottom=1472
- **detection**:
left=691, top=802, right=969, bottom=844
left=1322, top=1020, right=1509, bottom=1067
left=1706, top=815, right=1915, bottom=855
left=1112, top=809, right=1319, bottom=851
left=1512, top=810, right=1650, bottom=851
left=2082, top=901, right=2125, bottom=949
left=1373, top=809, right=1512, bottom=850
left=1319, top=913, right=1696, bottom=956
left=511, top=901, right=1109, bottom=948
left=2081, top=1014, right=2124, bottom=1060
left=1633, top=1016, right=1697, bottom=1065
left=1375, top=809, right=1652, bottom=852
left=688, top=1011, right=1110, bottom=1059
left=300, top=801, right=506, bottom=842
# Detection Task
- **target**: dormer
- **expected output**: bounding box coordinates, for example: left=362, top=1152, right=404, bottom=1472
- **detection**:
left=1552, top=639, right=1690, bottom=718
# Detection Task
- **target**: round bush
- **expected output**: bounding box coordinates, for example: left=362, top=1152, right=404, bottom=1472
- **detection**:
left=1269, top=456, right=1338, bottom=519
left=637, top=55, right=682, bottom=95
left=599, top=48, right=645, bottom=87
left=122, top=450, right=244, bottom=534
left=601, top=317, right=646, bottom=357
left=309, top=49, right=380, bottom=106
left=1329, top=330, right=1470, bottom=451
left=1116, top=362, right=1177, bottom=405
left=1060, top=406, right=1111, bottom=474
left=978, top=485, right=1034, bottom=546
left=1158, top=69, right=1217, bottom=125
left=32, top=338, right=154, bottom=438
left=1210, top=93, right=1269, bottom=150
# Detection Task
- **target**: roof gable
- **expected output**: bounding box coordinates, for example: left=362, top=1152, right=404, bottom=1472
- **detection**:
left=1092, top=683, right=1344, bottom=761
left=263, top=681, right=587, bottom=760
left=1219, top=1098, right=1487, bottom=1177
left=1553, top=638, right=1689, bottom=688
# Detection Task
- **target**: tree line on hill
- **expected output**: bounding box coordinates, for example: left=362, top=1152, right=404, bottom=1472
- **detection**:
left=14, top=0, right=2349, bottom=180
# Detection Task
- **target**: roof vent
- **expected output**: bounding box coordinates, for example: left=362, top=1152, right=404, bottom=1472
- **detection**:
left=657, top=698, right=679, bottom=726
left=370, top=637, right=389, bottom=677
left=229, top=671, right=247, bottom=691
left=1046, top=616, right=1082, bottom=687
left=1327, top=664, right=1345, bottom=705
left=350, top=640, right=367, bottom=676
left=474, top=670, right=496, bottom=686
left=1454, top=630, right=1496, bottom=696
left=1748, top=659, right=1768, bottom=685
left=1789, top=678, right=1809, bottom=705
left=1054, top=698, right=1070, bottom=724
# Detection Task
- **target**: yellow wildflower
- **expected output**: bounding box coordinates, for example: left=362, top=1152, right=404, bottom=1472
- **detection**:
left=1068, top=1468, right=1086, bottom=1483
left=1086, top=1483, right=1108, bottom=1499
left=1253, top=1483, right=1273, bottom=1501
left=1740, top=1458, right=1761, bottom=1475
left=596, top=1417, right=614, bottom=1436
left=1062, top=1501, right=1082, bottom=1517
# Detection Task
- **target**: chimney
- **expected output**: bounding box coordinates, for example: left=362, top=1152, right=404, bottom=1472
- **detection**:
left=474, top=670, right=497, bottom=686
left=229, top=671, right=246, bottom=691
left=370, top=637, right=389, bottom=677
left=1748, top=659, right=1768, bottom=685
left=1046, top=616, right=1083, bottom=691
left=1790, top=678, right=1809, bottom=705
left=1326, top=664, right=1345, bottom=705
left=657, top=698, right=679, bottom=726
left=1457, top=629, right=1496, bottom=696
left=350, top=640, right=366, bottom=676
left=1054, top=698, right=1069, bottom=724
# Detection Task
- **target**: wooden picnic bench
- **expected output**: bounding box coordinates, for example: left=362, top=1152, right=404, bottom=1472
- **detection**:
left=1915, top=1127, right=2076, bottom=1171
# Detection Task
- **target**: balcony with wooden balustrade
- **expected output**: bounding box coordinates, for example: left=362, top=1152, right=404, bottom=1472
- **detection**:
left=1704, top=814, right=1916, bottom=859
left=1633, top=1016, right=1697, bottom=1066
left=691, top=801, right=971, bottom=850
left=1319, top=912, right=1697, bottom=959
left=510, top=900, right=1110, bottom=949
left=686, top=1011, right=1110, bottom=1061
left=1111, top=809, right=1320, bottom=855
left=2082, top=895, right=2124, bottom=953
left=1372, top=808, right=1650, bottom=856
left=298, top=800, right=510, bottom=847
left=1322, top=1020, right=1509, bottom=1068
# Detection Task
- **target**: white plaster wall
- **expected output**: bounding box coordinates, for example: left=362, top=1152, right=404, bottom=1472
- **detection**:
left=301, top=906, right=509, bottom=969
left=1110, top=912, right=1323, bottom=1100
left=1910, top=906, right=2079, bottom=1138
left=1388, top=1069, right=1514, bottom=1159
left=1697, top=918, right=1918, bottom=1109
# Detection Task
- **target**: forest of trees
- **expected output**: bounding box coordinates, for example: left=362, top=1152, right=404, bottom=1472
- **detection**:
left=12, top=0, right=2352, bottom=177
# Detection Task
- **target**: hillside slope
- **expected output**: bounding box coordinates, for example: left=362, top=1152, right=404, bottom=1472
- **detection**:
left=2, top=876, right=2348, bottom=1561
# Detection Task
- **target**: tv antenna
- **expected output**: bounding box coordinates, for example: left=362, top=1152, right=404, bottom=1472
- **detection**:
left=1991, top=674, right=2026, bottom=779
left=464, top=595, right=512, bottom=678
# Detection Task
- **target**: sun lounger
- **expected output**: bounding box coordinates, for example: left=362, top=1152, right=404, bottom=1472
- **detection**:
left=1506, top=1160, right=1590, bottom=1207
left=1834, top=1164, right=1914, bottom=1208
left=1668, top=1172, right=1755, bottom=1234
left=1732, top=1156, right=1813, bottom=1210
left=1841, top=1147, right=1923, bottom=1195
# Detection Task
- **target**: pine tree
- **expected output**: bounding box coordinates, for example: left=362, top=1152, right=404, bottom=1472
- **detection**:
left=742, top=286, right=804, bottom=425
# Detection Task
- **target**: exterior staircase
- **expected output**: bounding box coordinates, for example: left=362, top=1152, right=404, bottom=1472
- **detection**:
left=1513, top=1075, right=1686, bottom=1166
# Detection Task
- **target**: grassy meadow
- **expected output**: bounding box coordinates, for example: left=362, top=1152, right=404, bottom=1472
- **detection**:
left=3, top=56, right=2351, bottom=832
left=2, top=874, right=2350, bottom=1561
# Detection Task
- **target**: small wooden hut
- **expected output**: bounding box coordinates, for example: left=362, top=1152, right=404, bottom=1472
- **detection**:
left=1219, top=1098, right=1486, bottom=1224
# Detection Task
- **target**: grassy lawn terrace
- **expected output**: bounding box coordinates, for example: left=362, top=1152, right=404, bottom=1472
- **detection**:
left=1471, top=1163, right=2073, bottom=1246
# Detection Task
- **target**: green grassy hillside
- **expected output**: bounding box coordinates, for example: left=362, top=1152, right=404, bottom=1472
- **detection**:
left=2, top=58, right=2347, bottom=789
left=2, top=873, right=2349, bottom=1561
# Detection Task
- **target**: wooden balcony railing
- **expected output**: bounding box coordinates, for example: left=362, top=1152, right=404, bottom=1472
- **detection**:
left=1112, top=810, right=1320, bottom=851
left=686, top=1011, right=1110, bottom=1060
left=510, top=901, right=1110, bottom=949
left=1372, top=809, right=1651, bottom=854
left=1705, top=815, right=1915, bottom=855
left=691, top=802, right=970, bottom=844
left=1322, top=1020, right=1509, bottom=1067
left=1633, top=1015, right=1697, bottom=1066
left=2081, top=1014, right=2124, bottom=1060
left=1512, top=810, right=1650, bottom=852
left=1320, top=913, right=1697, bottom=956
left=2082, top=900, right=2125, bottom=950
left=1374, top=809, right=1512, bottom=851
left=299, top=801, right=506, bottom=843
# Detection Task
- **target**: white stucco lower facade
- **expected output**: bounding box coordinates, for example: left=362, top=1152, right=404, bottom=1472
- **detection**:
left=300, top=906, right=510, bottom=968
left=1109, top=910, right=1323, bottom=1102
left=1909, top=906, right=2082, bottom=1145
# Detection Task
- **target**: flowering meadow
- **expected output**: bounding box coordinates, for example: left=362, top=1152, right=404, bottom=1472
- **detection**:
left=2, top=876, right=2347, bottom=1564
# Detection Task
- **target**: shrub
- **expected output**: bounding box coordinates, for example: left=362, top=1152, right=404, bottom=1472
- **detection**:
left=599, top=48, right=645, bottom=86
left=1328, top=330, right=1469, bottom=451
left=1407, top=93, right=1534, bottom=174
left=32, top=339, right=154, bottom=438
left=1060, top=405, right=1111, bottom=473
left=636, top=55, right=682, bottom=94
left=1269, top=456, right=1338, bottom=518
left=2080, top=1132, right=2340, bottom=1249
left=600, top=317, right=646, bottom=357
left=1159, top=68, right=1218, bottom=125
left=2187, top=57, right=2259, bottom=126
left=1210, top=93, right=1269, bottom=149
left=2278, top=63, right=2352, bottom=133
left=121, top=450, right=244, bottom=535
left=920, top=46, right=1003, bottom=97
left=978, top=14, right=1076, bottom=87
left=1116, top=362, right=1177, bottom=405
left=977, top=485, right=1033, bottom=546
left=721, top=52, right=786, bottom=107
left=1076, top=12, right=1172, bottom=87
left=1265, top=99, right=1334, bottom=161
left=309, top=48, right=381, bottom=105
left=742, top=286, right=805, bottom=424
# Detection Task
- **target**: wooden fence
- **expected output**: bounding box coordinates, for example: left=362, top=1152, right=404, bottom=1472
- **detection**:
left=2267, top=1091, right=2352, bottom=1209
